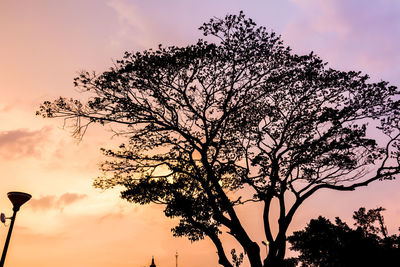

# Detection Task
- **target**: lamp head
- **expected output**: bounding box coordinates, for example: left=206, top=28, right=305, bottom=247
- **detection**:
left=7, top=192, right=32, bottom=211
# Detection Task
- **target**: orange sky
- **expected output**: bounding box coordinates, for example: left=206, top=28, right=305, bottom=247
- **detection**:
left=1, top=1, right=400, bottom=266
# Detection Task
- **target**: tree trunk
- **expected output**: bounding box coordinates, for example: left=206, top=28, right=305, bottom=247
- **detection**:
left=263, top=236, right=286, bottom=266
left=245, top=242, right=263, bottom=267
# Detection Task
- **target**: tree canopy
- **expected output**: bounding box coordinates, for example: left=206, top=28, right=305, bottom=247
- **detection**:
left=287, top=207, right=400, bottom=266
left=37, top=12, right=400, bottom=267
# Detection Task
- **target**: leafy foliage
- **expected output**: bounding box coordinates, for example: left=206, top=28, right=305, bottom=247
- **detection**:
left=37, top=12, right=400, bottom=266
left=287, top=207, right=400, bottom=266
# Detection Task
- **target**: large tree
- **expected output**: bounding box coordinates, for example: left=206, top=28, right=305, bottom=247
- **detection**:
left=37, top=12, right=400, bottom=266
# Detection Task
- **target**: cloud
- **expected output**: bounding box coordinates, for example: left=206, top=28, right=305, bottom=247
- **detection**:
left=29, top=195, right=56, bottom=211
left=29, top=193, right=87, bottom=212
left=285, top=0, right=400, bottom=82
left=289, top=0, right=350, bottom=36
left=97, top=210, right=125, bottom=223
left=0, top=127, right=52, bottom=159
left=0, top=103, right=13, bottom=112
left=106, top=0, right=152, bottom=49
left=105, top=0, right=194, bottom=50
left=56, top=192, right=88, bottom=206
left=107, top=0, right=146, bottom=31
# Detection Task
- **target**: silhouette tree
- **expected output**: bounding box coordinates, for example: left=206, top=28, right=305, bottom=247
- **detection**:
left=37, top=12, right=400, bottom=266
left=287, top=207, right=400, bottom=266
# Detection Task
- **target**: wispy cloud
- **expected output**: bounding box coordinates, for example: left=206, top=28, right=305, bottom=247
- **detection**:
left=0, top=127, right=52, bottom=159
left=106, top=0, right=151, bottom=49
left=289, top=0, right=350, bottom=36
left=57, top=192, right=88, bottom=206
left=29, top=195, right=56, bottom=211
left=29, top=193, right=87, bottom=212
left=0, top=103, right=13, bottom=112
left=285, top=0, right=400, bottom=82
left=107, top=0, right=146, bottom=30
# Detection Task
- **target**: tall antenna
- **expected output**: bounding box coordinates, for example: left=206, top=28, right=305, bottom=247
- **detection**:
left=175, top=251, right=178, bottom=267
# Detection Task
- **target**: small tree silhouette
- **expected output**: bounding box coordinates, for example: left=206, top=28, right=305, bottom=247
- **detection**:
left=287, top=207, right=400, bottom=266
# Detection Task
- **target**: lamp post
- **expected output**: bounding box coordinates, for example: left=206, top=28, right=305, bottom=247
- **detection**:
left=0, top=192, right=31, bottom=267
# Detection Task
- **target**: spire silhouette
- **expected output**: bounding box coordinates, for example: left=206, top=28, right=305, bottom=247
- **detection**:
left=149, top=256, right=156, bottom=267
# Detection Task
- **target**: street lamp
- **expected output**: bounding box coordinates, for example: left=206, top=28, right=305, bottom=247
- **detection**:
left=0, top=192, right=31, bottom=267
left=262, top=240, right=270, bottom=256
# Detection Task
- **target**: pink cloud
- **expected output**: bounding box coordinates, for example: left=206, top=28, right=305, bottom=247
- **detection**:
left=0, top=103, right=13, bottom=112
left=56, top=192, right=88, bottom=207
left=0, top=127, right=52, bottom=159
left=29, top=193, right=87, bottom=212
left=29, top=195, right=56, bottom=211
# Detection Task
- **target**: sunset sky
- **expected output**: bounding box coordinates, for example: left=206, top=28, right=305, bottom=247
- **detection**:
left=1, top=1, right=400, bottom=266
